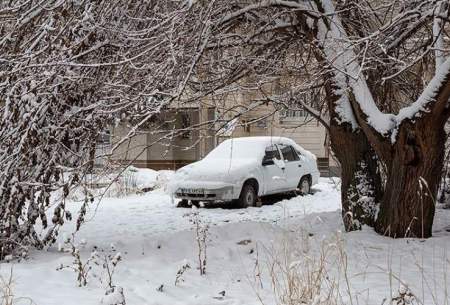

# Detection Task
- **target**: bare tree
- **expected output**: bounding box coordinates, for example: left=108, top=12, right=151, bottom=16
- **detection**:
left=0, top=0, right=214, bottom=258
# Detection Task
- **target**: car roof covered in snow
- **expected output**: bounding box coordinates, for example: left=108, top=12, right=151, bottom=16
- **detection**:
left=216, top=136, right=317, bottom=160
left=221, top=136, right=288, bottom=144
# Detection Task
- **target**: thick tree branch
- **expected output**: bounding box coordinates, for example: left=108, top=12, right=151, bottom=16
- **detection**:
left=396, top=57, right=450, bottom=129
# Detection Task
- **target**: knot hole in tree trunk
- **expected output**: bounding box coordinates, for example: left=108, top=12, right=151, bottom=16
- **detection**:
left=405, top=130, right=421, bottom=166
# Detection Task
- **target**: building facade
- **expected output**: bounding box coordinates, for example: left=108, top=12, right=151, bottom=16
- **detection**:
left=105, top=99, right=337, bottom=176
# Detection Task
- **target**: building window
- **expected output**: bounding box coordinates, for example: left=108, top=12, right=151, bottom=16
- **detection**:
left=180, top=113, right=192, bottom=139
left=95, top=130, right=111, bottom=167
left=97, top=130, right=111, bottom=145
left=256, top=118, right=267, bottom=128
left=278, top=90, right=320, bottom=123
left=241, top=120, right=251, bottom=133
left=279, top=108, right=309, bottom=120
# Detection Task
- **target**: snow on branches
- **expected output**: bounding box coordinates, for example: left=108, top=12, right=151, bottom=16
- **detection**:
left=0, top=0, right=210, bottom=259
left=1, top=0, right=450, bottom=255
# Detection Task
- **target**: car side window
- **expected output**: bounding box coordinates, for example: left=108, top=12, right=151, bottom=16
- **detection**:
left=263, top=145, right=281, bottom=161
left=292, top=147, right=301, bottom=161
left=279, top=144, right=300, bottom=162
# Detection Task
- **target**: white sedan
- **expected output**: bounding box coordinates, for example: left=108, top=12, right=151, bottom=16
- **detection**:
left=170, top=136, right=320, bottom=208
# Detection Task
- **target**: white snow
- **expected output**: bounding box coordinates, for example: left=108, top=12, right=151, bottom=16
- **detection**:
left=1, top=177, right=450, bottom=305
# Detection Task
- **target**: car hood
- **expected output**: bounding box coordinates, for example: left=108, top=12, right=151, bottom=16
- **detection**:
left=168, top=158, right=258, bottom=191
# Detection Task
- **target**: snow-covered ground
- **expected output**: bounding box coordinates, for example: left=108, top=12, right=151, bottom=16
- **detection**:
left=1, top=176, right=450, bottom=305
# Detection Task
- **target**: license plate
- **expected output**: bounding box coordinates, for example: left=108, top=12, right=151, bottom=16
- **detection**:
left=181, top=188, right=204, bottom=194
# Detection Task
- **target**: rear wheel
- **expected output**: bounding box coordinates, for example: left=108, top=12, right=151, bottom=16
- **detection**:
left=297, top=176, right=311, bottom=196
left=237, top=183, right=257, bottom=208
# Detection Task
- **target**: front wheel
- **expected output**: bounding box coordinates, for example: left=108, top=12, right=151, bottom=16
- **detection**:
left=297, top=176, right=311, bottom=196
left=236, top=184, right=257, bottom=208
left=176, top=199, right=190, bottom=208
left=191, top=200, right=201, bottom=208
left=176, top=199, right=201, bottom=208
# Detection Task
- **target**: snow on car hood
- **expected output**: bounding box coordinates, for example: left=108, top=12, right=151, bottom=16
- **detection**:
left=168, top=158, right=258, bottom=192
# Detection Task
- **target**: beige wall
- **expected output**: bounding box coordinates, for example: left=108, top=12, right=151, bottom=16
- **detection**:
left=228, top=116, right=328, bottom=158
left=273, top=120, right=328, bottom=158
left=214, top=88, right=328, bottom=158
left=109, top=108, right=215, bottom=169
left=110, top=124, right=149, bottom=166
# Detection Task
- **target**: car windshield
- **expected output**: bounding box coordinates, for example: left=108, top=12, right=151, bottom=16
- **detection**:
left=204, top=140, right=263, bottom=160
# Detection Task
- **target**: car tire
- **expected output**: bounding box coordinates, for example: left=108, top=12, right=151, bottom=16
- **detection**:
left=297, top=176, right=311, bottom=196
left=191, top=200, right=200, bottom=208
left=237, top=183, right=257, bottom=208
left=176, top=199, right=190, bottom=208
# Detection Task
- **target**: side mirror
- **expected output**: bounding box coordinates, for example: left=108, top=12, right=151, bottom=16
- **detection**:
left=262, top=158, right=274, bottom=166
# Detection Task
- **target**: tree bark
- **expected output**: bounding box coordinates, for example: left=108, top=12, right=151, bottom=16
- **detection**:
left=329, top=122, right=383, bottom=231
left=320, top=74, right=383, bottom=231
left=375, top=116, right=448, bottom=238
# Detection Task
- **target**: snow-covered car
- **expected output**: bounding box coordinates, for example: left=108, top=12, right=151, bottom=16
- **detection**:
left=170, top=136, right=320, bottom=208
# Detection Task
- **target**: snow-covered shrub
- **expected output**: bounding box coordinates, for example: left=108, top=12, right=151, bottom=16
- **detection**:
left=345, top=161, right=379, bottom=230
left=174, top=260, right=191, bottom=286
left=114, top=167, right=174, bottom=196
left=68, top=167, right=173, bottom=199
left=115, top=168, right=139, bottom=197
left=185, top=208, right=209, bottom=276
left=94, top=246, right=126, bottom=305
left=92, top=246, right=122, bottom=290
left=100, top=286, right=126, bottom=305
left=57, top=235, right=95, bottom=287
left=57, top=237, right=123, bottom=291
left=391, top=285, right=418, bottom=305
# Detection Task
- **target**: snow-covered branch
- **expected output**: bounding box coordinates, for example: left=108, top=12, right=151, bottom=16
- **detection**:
left=396, top=57, right=450, bottom=129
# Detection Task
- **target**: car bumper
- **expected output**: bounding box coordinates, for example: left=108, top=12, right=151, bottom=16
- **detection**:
left=174, top=185, right=236, bottom=201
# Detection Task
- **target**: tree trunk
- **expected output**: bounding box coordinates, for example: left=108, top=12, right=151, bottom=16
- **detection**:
left=375, top=117, right=447, bottom=238
left=305, top=0, right=450, bottom=238
left=317, top=58, right=383, bottom=232
left=330, top=122, right=383, bottom=231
